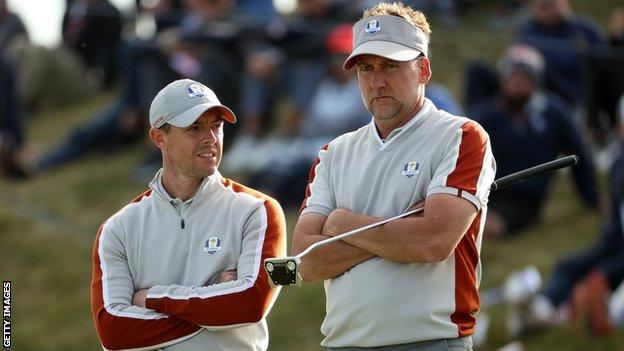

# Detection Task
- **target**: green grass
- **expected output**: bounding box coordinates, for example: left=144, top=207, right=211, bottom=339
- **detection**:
left=2, top=2, right=624, bottom=349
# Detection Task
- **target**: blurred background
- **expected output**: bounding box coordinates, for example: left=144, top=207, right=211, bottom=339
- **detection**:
left=1, top=0, right=624, bottom=350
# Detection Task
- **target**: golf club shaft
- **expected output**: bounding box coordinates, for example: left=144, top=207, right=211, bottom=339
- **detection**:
left=297, top=155, right=579, bottom=260
left=491, top=155, right=578, bottom=191
left=296, top=207, right=424, bottom=259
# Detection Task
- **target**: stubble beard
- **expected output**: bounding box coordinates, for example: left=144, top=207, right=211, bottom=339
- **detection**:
left=369, top=100, right=403, bottom=121
left=174, top=156, right=219, bottom=180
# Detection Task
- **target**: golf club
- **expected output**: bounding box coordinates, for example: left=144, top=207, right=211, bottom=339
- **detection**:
left=265, top=155, right=579, bottom=287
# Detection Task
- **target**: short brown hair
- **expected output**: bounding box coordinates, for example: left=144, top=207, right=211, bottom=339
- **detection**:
left=363, top=2, right=431, bottom=41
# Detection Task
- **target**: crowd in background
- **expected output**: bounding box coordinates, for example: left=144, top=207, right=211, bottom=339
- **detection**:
left=1, top=0, right=623, bottom=345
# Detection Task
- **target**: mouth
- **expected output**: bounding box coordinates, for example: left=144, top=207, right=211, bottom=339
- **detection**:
left=197, top=151, right=217, bottom=159
left=371, top=96, right=393, bottom=103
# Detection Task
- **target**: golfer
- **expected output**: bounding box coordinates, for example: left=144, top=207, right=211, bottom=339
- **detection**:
left=91, top=79, right=286, bottom=350
left=292, top=3, right=496, bottom=350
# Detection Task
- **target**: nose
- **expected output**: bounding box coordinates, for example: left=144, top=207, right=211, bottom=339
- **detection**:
left=203, top=128, right=218, bottom=145
left=370, top=70, right=386, bottom=90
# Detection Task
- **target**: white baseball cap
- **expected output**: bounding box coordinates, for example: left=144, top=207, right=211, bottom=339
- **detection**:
left=343, top=15, right=429, bottom=70
left=149, top=79, right=236, bottom=128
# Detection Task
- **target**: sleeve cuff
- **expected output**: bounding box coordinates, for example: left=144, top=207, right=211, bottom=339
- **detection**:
left=427, top=186, right=483, bottom=210
left=145, top=286, right=168, bottom=313
left=301, top=205, right=333, bottom=217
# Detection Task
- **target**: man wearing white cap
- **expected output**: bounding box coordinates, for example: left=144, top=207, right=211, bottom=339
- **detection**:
left=90, top=79, right=286, bottom=350
left=292, top=3, right=495, bottom=350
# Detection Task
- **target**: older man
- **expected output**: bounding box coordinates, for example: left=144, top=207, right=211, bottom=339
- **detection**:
left=292, top=2, right=496, bottom=350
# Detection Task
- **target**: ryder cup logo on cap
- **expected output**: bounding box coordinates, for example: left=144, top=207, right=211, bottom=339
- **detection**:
left=344, top=15, right=429, bottom=70
left=365, top=19, right=381, bottom=35
left=186, top=83, right=206, bottom=98
left=149, top=79, right=236, bottom=129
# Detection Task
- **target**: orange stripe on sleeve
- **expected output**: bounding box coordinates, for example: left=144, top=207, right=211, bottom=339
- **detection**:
left=300, top=143, right=329, bottom=213
left=450, top=212, right=482, bottom=336
left=446, top=122, right=488, bottom=196
left=145, top=180, right=287, bottom=326
left=91, top=190, right=201, bottom=350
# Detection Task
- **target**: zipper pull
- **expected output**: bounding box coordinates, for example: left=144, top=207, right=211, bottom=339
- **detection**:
left=181, top=219, right=185, bottom=229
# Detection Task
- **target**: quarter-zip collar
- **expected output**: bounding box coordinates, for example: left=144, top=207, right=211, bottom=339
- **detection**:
left=149, top=169, right=223, bottom=229
left=149, top=168, right=222, bottom=201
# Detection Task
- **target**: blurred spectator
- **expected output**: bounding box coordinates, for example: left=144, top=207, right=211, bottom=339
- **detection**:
left=514, top=99, right=624, bottom=337
left=464, top=59, right=500, bottom=109
left=33, top=44, right=163, bottom=170
left=2, top=0, right=95, bottom=112
left=34, top=1, right=183, bottom=171
left=35, top=0, right=250, bottom=172
left=235, top=0, right=277, bottom=20
left=62, top=0, right=122, bottom=88
left=0, top=55, right=26, bottom=178
left=235, top=0, right=354, bottom=139
left=515, top=0, right=606, bottom=117
left=240, top=24, right=370, bottom=207
left=133, top=0, right=185, bottom=30
left=469, top=44, right=598, bottom=238
left=0, top=0, right=26, bottom=52
left=0, top=0, right=27, bottom=178
left=426, top=82, right=463, bottom=115
left=607, top=6, right=624, bottom=54
left=162, top=0, right=247, bottom=109
left=586, top=5, right=624, bottom=146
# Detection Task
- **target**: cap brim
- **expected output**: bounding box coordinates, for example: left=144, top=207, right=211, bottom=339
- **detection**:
left=343, top=41, right=422, bottom=70
left=167, top=103, right=237, bottom=127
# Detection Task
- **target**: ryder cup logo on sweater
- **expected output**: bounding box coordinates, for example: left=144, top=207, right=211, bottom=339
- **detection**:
left=204, top=236, right=222, bottom=254
left=366, top=20, right=381, bottom=35
left=402, top=161, right=420, bottom=178
left=186, top=83, right=206, bottom=98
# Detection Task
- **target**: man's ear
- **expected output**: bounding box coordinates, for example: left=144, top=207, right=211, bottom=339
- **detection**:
left=418, top=56, right=432, bottom=84
left=149, top=128, right=166, bottom=149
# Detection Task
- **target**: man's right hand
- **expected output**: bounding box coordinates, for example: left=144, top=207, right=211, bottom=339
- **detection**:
left=293, top=212, right=375, bottom=282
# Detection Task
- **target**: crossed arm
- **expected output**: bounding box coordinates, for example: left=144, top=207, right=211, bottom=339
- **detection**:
left=92, top=199, right=286, bottom=350
left=132, top=270, right=238, bottom=308
left=292, top=193, right=478, bottom=282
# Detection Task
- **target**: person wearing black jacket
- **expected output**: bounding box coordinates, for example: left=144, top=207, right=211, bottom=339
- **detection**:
left=469, top=44, right=598, bottom=238
left=63, top=0, right=122, bottom=87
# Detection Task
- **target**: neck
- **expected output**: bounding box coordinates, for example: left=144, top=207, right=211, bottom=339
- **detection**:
left=375, top=98, right=424, bottom=139
left=161, top=168, right=205, bottom=202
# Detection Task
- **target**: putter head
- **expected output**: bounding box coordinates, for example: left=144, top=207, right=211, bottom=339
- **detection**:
left=264, top=256, right=302, bottom=287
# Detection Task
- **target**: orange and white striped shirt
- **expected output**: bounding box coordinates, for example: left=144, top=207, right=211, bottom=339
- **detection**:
left=301, top=99, right=496, bottom=348
left=91, top=171, right=286, bottom=350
